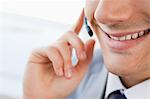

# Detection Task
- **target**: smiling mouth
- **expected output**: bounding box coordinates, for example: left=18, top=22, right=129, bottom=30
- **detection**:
left=105, top=28, right=150, bottom=41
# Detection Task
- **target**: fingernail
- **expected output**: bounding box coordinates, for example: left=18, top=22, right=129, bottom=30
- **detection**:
left=65, top=69, right=72, bottom=78
left=80, top=51, right=87, bottom=60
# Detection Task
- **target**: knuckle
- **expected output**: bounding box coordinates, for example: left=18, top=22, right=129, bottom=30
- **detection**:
left=58, top=40, right=68, bottom=46
left=74, top=41, right=84, bottom=51
left=76, top=38, right=83, bottom=46
left=67, top=33, right=84, bottom=49
left=55, top=41, right=71, bottom=53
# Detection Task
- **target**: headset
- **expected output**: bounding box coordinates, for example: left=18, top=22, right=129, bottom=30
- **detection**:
left=84, top=17, right=93, bottom=37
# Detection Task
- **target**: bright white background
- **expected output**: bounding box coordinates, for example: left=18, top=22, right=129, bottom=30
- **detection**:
left=0, top=0, right=84, bottom=25
left=0, top=0, right=99, bottom=99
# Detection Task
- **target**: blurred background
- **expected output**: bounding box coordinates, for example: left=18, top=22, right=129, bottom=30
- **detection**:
left=0, top=0, right=99, bottom=99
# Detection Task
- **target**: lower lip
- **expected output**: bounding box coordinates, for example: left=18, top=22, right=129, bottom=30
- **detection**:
left=103, top=32, right=149, bottom=51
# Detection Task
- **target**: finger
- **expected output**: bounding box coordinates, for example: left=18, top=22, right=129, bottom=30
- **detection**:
left=63, top=32, right=87, bottom=60
left=53, top=41, right=73, bottom=78
left=45, top=46, right=64, bottom=76
left=75, top=39, right=95, bottom=76
left=71, top=9, right=84, bottom=34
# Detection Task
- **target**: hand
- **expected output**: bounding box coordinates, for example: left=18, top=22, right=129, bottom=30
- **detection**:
left=23, top=10, right=95, bottom=99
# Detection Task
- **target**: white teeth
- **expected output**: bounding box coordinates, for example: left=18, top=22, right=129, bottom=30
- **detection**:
left=109, top=30, right=147, bottom=41
left=126, top=34, right=132, bottom=40
left=110, top=36, right=119, bottom=40
left=119, top=36, right=126, bottom=41
left=132, top=33, right=138, bottom=39
left=139, top=31, right=144, bottom=37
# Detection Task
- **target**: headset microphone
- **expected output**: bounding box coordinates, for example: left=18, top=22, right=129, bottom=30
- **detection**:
left=84, top=17, right=93, bottom=37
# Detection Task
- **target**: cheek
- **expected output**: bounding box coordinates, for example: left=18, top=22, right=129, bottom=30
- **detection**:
left=95, top=29, right=106, bottom=48
left=131, top=0, right=150, bottom=17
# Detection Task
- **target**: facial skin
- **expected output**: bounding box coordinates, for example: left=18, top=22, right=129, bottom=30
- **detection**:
left=85, top=0, right=150, bottom=87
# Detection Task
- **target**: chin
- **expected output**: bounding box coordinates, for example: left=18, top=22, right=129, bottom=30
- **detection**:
left=102, top=50, right=142, bottom=77
left=104, top=60, right=128, bottom=76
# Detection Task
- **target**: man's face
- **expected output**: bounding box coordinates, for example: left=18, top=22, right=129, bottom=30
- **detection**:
left=85, top=0, right=150, bottom=76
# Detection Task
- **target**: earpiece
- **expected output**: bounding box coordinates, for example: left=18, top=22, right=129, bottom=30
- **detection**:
left=84, top=17, right=93, bottom=37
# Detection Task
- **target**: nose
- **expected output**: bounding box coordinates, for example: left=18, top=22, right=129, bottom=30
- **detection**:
left=94, top=0, right=133, bottom=25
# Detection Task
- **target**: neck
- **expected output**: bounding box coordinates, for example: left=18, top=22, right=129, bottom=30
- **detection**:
left=120, top=69, right=150, bottom=88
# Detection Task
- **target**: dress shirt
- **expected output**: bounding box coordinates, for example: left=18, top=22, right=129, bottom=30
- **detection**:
left=105, top=73, right=150, bottom=99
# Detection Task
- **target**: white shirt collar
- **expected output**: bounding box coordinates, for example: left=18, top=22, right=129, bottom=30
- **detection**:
left=105, top=72, right=150, bottom=99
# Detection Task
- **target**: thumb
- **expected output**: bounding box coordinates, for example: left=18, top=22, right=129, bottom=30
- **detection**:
left=75, top=39, right=95, bottom=72
left=73, top=39, right=95, bottom=80
left=73, top=39, right=95, bottom=79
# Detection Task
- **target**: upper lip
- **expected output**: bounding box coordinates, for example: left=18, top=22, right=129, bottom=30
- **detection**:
left=101, top=28, right=150, bottom=37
